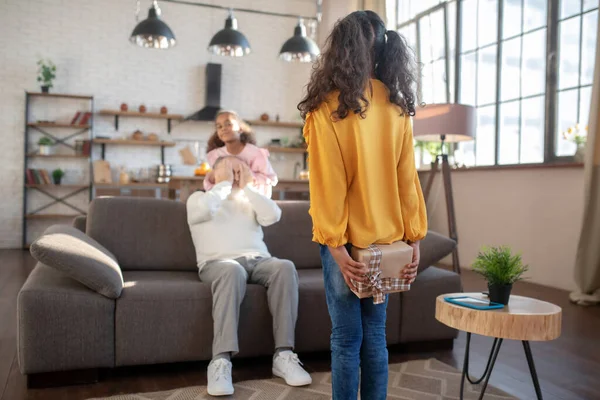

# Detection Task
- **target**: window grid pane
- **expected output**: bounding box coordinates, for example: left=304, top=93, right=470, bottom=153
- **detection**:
left=476, top=105, right=497, bottom=166
left=556, top=89, right=580, bottom=156
left=461, top=0, right=478, bottom=52
left=501, top=37, right=522, bottom=101
left=479, top=0, right=499, bottom=47
left=561, top=0, right=582, bottom=20
left=503, top=0, right=523, bottom=39
left=581, top=11, right=599, bottom=85
left=524, top=0, right=547, bottom=31
left=521, top=29, right=547, bottom=96
left=584, top=0, right=599, bottom=11
left=520, top=96, right=545, bottom=163
left=477, top=45, right=498, bottom=106
left=499, top=101, right=521, bottom=164
left=558, top=16, right=582, bottom=90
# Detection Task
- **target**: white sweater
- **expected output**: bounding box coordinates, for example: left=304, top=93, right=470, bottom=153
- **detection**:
left=186, top=181, right=282, bottom=270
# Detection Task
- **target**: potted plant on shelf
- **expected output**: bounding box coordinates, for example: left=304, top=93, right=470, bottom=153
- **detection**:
left=38, top=137, right=54, bottom=155
left=562, top=123, right=587, bottom=162
left=52, top=169, right=65, bottom=185
left=36, top=59, right=56, bottom=93
left=472, top=246, right=528, bottom=305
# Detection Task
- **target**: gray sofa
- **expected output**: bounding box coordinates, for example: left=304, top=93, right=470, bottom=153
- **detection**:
left=17, top=197, right=461, bottom=386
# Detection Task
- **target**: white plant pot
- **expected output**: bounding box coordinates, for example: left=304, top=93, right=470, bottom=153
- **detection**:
left=39, top=145, right=53, bottom=155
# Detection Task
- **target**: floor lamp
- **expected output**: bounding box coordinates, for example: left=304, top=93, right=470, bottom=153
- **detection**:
left=413, top=104, right=476, bottom=275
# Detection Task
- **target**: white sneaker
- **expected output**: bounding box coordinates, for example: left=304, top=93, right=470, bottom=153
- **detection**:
left=272, top=351, right=312, bottom=387
left=207, top=358, right=234, bottom=396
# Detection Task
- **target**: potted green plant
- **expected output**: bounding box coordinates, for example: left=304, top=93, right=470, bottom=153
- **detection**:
left=52, top=169, right=65, bottom=185
left=38, top=137, right=54, bottom=155
left=37, top=59, right=56, bottom=93
left=414, top=141, right=450, bottom=166
left=472, top=246, right=528, bottom=305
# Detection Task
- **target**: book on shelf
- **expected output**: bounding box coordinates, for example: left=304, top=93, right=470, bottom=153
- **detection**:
left=70, top=111, right=82, bottom=125
left=26, top=169, right=53, bottom=185
left=25, top=169, right=35, bottom=184
left=41, top=169, right=51, bottom=184
left=79, top=111, right=92, bottom=125
left=32, top=169, right=43, bottom=184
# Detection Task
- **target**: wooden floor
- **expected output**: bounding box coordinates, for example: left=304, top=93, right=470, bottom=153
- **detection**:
left=1, top=250, right=599, bottom=400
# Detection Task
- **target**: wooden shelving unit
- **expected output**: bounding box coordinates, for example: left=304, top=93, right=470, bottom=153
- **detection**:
left=98, top=110, right=184, bottom=119
left=27, top=122, right=91, bottom=129
left=98, top=109, right=184, bottom=133
left=27, top=92, right=93, bottom=100
left=23, top=92, right=93, bottom=248
left=247, top=120, right=303, bottom=129
left=27, top=153, right=90, bottom=158
left=92, top=138, right=175, bottom=164
left=92, top=139, right=175, bottom=146
left=25, top=184, right=90, bottom=189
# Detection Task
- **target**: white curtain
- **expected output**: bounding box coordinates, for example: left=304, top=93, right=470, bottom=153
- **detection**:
left=570, top=20, right=600, bottom=306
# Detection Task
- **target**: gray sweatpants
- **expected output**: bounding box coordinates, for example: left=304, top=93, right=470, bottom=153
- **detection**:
left=199, top=256, right=299, bottom=357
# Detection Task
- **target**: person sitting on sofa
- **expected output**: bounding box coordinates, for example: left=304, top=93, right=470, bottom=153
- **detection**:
left=186, top=155, right=312, bottom=397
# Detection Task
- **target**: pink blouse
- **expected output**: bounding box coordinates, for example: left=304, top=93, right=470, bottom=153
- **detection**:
left=204, top=143, right=278, bottom=197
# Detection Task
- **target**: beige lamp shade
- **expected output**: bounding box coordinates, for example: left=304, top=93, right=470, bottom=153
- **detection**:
left=412, top=104, right=476, bottom=142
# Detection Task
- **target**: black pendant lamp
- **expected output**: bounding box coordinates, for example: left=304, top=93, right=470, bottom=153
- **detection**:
left=130, top=1, right=176, bottom=49
left=279, top=19, right=320, bottom=63
left=208, top=10, right=251, bottom=57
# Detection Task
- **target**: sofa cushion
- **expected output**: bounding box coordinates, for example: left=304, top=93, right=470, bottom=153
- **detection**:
left=264, top=201, right=321, bottom=269
left=29, top=224, right=123, bottom=299
left=72, top=215, right=87, bottom=233
left=419, top=231, right=457, bottom=273
left=17, top=265, right=115, bottom=374
left=87, top=197, right=197, bottom=271
left=295, top=269, right=330, bottom=352
left=115, top=271, right=277, bottom=366
left=400, top=266, right=462, bottom=342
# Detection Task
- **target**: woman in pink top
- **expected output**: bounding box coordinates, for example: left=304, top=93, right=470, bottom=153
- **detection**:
left=204, top=110, right=278, bottom=197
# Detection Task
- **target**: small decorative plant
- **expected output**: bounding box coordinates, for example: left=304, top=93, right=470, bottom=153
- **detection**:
left=563, top=123, right=588, bottom=162
left=37, top=59, right=56, bottom=93
left=38, top=137, right=54, bottom=155
left=472, top=246, right=528, bottom=305
left=52, top=168, right=65, bottom=185
left=414, top=141, right=450, bottom=161
left=38, top=137, right=53, bottom=146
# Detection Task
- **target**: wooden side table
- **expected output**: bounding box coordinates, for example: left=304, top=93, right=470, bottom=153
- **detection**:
left=436, top=293, right=562, bottom=400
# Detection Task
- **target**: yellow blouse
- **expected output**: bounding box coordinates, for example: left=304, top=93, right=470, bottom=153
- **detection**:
left=303, top=79, right=427, bottom=248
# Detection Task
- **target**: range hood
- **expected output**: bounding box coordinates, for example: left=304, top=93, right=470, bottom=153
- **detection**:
left=185, top=63, right=222, bottom=121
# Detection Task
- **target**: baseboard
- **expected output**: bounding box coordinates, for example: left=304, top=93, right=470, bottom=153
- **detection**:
left=27, top=368, right=99, bottom=388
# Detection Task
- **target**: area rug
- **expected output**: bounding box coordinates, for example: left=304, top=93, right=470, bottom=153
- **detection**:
left=88, top=358, right=515, bottom=399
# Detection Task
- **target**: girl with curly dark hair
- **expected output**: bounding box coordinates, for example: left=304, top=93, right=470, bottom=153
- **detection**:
left=300, top=11, right=427, bottom=400
left=204, top=110, right=278, bottom=197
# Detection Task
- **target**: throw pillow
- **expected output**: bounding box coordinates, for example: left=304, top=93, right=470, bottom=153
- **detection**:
left=30, top=224, right=123, bottom=299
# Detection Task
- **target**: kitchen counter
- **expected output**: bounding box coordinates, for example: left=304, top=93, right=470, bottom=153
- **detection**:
left=168, top=176, right=309, bottom=202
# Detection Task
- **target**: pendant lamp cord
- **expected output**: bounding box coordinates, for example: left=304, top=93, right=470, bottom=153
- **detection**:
left=135, top=0, right=140, bottom=22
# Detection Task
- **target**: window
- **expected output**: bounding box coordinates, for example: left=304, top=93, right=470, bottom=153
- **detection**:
left=555, top=3, right=598, bottom=157
left=398, top=1, right=457, bottom=105
left=391, top=0, right=599, bottom=167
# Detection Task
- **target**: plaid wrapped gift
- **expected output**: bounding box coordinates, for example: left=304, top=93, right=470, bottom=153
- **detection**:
left=350, top=242, right=413, bottom=304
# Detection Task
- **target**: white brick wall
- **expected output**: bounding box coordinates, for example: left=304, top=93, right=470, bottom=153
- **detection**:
left=0, top=0, right=316, bottom=248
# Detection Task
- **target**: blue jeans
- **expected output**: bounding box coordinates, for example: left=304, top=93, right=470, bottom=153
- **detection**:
left=320, top=245, right=389, bottom=400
